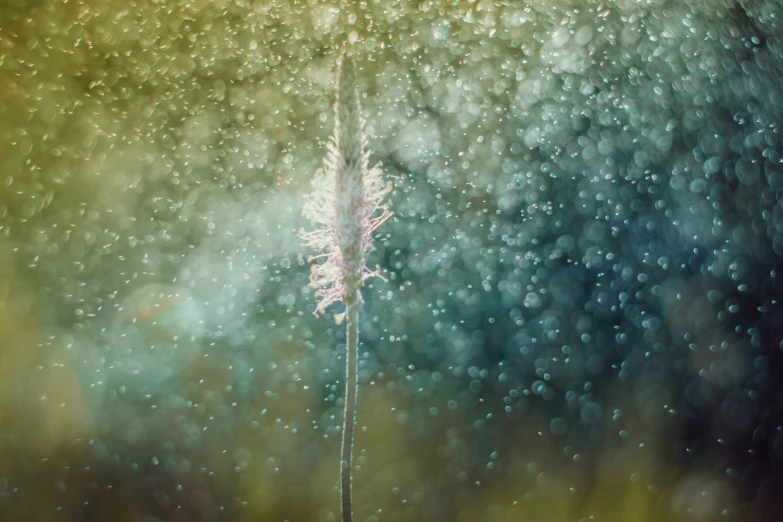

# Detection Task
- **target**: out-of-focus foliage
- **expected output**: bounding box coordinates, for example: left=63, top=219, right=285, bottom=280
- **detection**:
left=1, top=0, right=782, bottom=521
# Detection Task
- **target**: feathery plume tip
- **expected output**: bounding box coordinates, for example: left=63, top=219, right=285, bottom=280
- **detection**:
left=300, top=53, right=392, bottom=323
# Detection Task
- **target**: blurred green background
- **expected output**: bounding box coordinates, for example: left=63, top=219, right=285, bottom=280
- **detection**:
left=2, top=0, right=783, bottom=521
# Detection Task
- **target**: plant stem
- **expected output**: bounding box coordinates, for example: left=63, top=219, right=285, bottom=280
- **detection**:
left=341, top=303, right=359, bottom=522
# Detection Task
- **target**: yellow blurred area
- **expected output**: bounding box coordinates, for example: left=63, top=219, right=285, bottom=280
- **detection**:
left=340, top=384, right=731, bottom=522
left=0, top=244, right=95, bottom=459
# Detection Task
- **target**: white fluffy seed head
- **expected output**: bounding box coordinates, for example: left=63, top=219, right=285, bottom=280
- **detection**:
left=300, top=53, right=392, bottom=322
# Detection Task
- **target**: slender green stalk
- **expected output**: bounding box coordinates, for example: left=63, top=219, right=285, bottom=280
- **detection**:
left=340, top=302, right=359, bottom=522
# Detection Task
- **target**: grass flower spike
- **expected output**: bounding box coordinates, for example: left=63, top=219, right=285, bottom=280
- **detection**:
left=300, top=53, right=392, bottom=522
left=301, top=53, right=392, bottom=322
